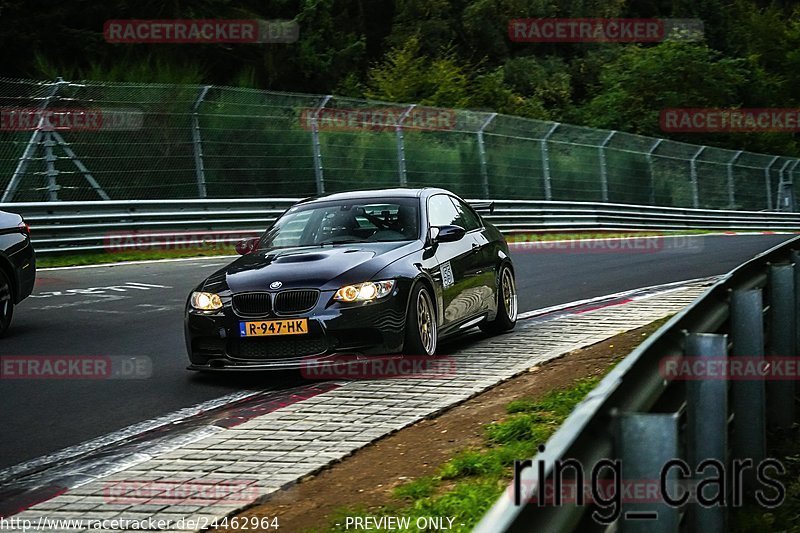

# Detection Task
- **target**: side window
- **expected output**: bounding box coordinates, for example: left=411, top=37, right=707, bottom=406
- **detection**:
left=450, top=197, right=482, bottom=232
left=428, top=194, right=460, bottom=227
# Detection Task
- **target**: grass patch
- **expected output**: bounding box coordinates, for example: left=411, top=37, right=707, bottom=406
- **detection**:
left=325, top=376, right=604, bottom=532
left=505, top=230, right=722, bottom=243
left=731, top=427, right=800, bottom=532
left=36, top=248, right=236, bottom=268
left=394, top=477, right=439, bottom=500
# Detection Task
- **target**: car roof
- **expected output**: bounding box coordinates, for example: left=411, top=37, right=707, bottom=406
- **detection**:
left=297, top=187, right=453, bottom=205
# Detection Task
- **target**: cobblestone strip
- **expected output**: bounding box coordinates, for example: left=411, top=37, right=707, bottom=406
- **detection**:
left=5, top=284, right=707, bottom=531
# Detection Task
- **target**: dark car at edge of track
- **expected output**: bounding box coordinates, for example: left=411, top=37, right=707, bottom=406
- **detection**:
left=0, top=210, right=36, bottom=336
left=184, top=188, right=518, bottom=371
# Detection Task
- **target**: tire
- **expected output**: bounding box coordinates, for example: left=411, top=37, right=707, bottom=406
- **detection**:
left=404, top=283, right=437, bottom=355
left=0, top=270, right=14, bottom=337
left=480, top=264, right=517, bottom=334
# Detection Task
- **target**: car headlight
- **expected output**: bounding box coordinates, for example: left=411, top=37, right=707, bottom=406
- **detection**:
left=334, top=280, right=396, bottom=302
left=191, top=291, right=223, bottom=310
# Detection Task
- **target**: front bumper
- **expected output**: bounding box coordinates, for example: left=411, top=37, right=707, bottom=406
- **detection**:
left=185, top=286, right=409, bottom=371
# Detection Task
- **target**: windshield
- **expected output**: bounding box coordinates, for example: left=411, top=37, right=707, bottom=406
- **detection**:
left=259, top=197, right=420, bottom=249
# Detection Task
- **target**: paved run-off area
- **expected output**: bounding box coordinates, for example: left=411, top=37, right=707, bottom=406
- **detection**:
left=4, top=282, right=709, bottom=532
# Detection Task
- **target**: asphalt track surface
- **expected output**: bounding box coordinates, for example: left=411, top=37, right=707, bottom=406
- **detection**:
left=0, top=234, right=792, bottom=470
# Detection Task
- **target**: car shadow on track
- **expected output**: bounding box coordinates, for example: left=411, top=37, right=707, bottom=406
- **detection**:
left=184, top=328, right=504, bottom=388
left=187, top=369, right=307, bottom=388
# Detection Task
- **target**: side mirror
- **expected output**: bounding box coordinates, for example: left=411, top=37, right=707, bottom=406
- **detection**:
left=431, top=225, right=466, bottom=244
left=235, top=237, right=260, bottom=255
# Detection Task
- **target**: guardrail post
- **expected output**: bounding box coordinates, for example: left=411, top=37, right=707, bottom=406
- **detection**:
left=310, top=95, right=331, bottom=195
left=2, top=78, right=66, bottom=202
left=646, top=139, right=663, bottom=205
left=685, top=333, right=728, bottom=533
left=767, top=264, right=796, bottom=428
left=191, top=85, right=211, bottom=198
left=730, top=289, right=766, bottom=489
left=617, top=413, right=680, bottom=533
left=689, top=146, right=705, bottom=209
left=765, top=156, right=779, bottom=211
left=793, top=251, right=800, bottom=356
left=727, top=150, right=743, bottom=209
left=541, top=123, right=559, bottom=201
left=477, top=113, right=497, bottom=198
left=598, top=131, right=615, bottom=203
left=396, top=105, right=416, bottom=187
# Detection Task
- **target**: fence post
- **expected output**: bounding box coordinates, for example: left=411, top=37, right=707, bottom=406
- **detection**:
left=598, top=131, right=615, bottom=202
left=396, top=105, right=416, bottom=187
left=767, top=264, right=796, bottom=428
left=730, top=289, right=766, bottom=490
left=540, top=123, right=559, bottom=201
left=477, top=113, right=497, bottom=198
left=726, top=150, right=743, bottom=209
left=689, top=146, right=705, bottom=208
left=646, top=139, right=663, bottom=205
left=43, top=132, right=59, bottom=201
left=787, top=160, right=800, bottom=212
left=191, top=85, right=211, bottom=199
left=685, top=333, right=728, bottom=532
left=789, top=160, right=800, bottom=186
left=778, top=159, right=793, bottom=211
left=2, top=78, right=66, bottom=202
left=310, top=95, right=332, bottom=195
left=765, top=156, right=779, bottom=211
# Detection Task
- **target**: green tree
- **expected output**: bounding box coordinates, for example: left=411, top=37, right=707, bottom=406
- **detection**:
left=579, top=42, right=749, bottom=137
left=365, top=37, right=471, bottom=107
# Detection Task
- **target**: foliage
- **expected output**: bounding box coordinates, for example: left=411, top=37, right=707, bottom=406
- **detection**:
left=1, top=1, right=798, bottom=155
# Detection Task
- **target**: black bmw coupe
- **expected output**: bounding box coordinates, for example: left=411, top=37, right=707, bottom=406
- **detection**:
left=184, top=188, right=517, bottom=370
left=0, top=209, right=36, bottom=336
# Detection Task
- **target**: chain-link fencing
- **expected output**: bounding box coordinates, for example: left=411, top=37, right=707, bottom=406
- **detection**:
left=0, top=77, right=797, bottom=211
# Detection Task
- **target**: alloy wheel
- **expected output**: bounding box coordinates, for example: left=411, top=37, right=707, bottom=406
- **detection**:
left=501, top=268, right=518, bottom=322
left=416, top=289, right=436, bottom=355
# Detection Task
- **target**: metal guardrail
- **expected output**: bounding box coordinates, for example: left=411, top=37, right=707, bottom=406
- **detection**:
left=1, top=198, right=799, bottom=255
left=475, top=236, right=800, bottom=532
left=1, top=198, right=297, bottom=254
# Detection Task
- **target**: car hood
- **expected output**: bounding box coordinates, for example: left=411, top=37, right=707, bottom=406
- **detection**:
left=202, top=241, right=422, bottom=294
